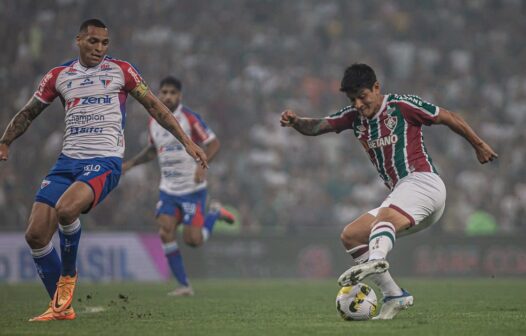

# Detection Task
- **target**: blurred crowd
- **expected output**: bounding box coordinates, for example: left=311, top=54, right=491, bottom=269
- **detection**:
left=0, top=0, right=524, bottom=234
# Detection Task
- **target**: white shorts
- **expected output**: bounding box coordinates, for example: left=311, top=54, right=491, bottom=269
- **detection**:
left=368, top=172, right=446, bottom=237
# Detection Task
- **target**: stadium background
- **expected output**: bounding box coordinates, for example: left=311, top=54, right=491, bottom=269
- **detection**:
left=0, top=0, right=525, bottom=282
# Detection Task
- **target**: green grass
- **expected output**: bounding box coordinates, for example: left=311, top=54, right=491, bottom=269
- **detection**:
left=1, top=279, right=525, bottom=336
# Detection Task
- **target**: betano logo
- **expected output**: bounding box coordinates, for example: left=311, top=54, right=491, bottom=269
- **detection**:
left=367, top=134, right=398, bottom=149
left=66, top=95, right=113, bottom=110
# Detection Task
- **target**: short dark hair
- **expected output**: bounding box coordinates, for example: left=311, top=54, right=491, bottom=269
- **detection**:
left=160, top=76, right=182, bottom=91
left=79, top=19, right=107, bottom=33
left=340, top=63, right=377, bottom=93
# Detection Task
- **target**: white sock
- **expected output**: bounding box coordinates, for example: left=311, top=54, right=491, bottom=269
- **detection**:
left=368, top=222, right=396, bottom=260
left=201, top=228, right=210, bottom=242
left=369, top=272, right=403, bottom=297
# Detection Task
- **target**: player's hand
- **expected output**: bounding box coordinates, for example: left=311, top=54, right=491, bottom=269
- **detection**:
left=0, top=143, right=9, bottom=161
left=185, top=142, right=208, bottom=169
left=280, top=110, right=299, bottom=127
left=194, top=165, right=207, bottom=183
left=474, top=141, right=498, bottom=164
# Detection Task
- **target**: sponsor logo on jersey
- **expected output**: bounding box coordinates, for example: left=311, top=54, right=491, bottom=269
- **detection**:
left=66, top=95, right=113, bottom=110
left=127, top=67, right=141, bottom=84
left=65, top=67, right=77, bottom=75
left=384, top=116, right=398, bottom=131
left=40, top=179, right=51, bottom=189
left=100, top=63, right=111, bottom=71
left=367, top=134, right=399, bottom=149
left=66, top=81, right=73, bottom=89
left=70, top=126, right=104, bottom=135
left=80, top=77, right=94, bottom=86
left=99, top=75, right=112, bottom=88
left=37, top=72, right=54, bottom=95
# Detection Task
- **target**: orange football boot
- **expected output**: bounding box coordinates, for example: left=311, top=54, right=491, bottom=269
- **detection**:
left=52, top=273, right=78, bottom=313
left=29, top=302, right=76, bottom=321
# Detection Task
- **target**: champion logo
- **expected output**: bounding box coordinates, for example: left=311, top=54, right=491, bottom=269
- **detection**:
left=100, top=63, right=111, bottom=71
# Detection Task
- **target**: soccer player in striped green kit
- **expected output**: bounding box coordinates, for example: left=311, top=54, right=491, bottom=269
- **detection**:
left=280, top=63, right=497, bottom=319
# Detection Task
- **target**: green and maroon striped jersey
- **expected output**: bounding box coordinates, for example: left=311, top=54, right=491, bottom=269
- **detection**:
left=326, top=94, right=439, bottom=190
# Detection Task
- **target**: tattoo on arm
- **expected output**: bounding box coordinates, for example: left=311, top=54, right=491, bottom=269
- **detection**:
left=134, top=90, right=191, bottom=146
left=0, top=98, right=48, bottom=145
left=128, top=145, right=157, bottom=167
left=293, top=118, right=334, bottom=136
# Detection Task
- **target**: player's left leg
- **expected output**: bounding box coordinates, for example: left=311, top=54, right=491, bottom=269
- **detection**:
left=340, top=212, right=404, bottom=298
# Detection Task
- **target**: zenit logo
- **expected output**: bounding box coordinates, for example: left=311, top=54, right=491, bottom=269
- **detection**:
left=66, top=95, right=113, bottom=110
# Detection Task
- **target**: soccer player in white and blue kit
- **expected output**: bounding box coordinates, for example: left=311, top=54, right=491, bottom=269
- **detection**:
left=0, top=19, right=207, bottom=321
left=123, top=76, right=235, bottom=296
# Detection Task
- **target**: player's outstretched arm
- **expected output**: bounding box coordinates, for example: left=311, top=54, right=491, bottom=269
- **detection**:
left=131, top=88, right=208, bottom=168
left=280, top=109, right=336, bottom=136
left=435, top=108, right=498, bottom=164
left=0, top=97, right=49, bottom=161
left=122, top=144, right=157, bottom=174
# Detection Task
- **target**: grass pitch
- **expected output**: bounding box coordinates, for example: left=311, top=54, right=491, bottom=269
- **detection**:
left=0, top=278, right=525, bottom=336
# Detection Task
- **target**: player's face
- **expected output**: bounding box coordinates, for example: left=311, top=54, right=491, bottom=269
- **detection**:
left=346, top=82, right=383, bottom=119
left=158, top=85, right=182, bottom=111
left=76, top=26, right=110, bottom=67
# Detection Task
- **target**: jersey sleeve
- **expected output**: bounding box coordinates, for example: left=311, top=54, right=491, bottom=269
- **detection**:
left=188, top=112, right=216, bottom=145
left=325, top=106, right=357, bottom=133
left=393, top=95, right=440, bottom=126
left=113, top=60, right=148, bottom=93
left=34, top=68, right=62, bottom=104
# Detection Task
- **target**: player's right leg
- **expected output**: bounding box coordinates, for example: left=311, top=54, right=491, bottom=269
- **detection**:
left=25, top=202, right=75, bottom=321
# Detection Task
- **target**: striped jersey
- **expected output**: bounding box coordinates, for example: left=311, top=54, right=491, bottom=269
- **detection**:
left=34, top=56, right=144, bottom=159
left=326, top=94, right=440, bottom=190
left=149, top=104, right=216, bottom=196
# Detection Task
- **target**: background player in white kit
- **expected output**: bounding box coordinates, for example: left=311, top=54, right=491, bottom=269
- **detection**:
left=0, top=19, right=207, bottom=321
left=123, top=76, right=235, bottom=296
left=280, top=63, right=498, bottom=319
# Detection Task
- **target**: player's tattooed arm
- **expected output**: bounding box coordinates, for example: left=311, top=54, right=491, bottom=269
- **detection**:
left=280, top=109, right=335, bottom=136
left=435, top=107, right=498, bottom=164
left=0, top=97, right=49, bottom=161
left=123, top=144, right=157, bottom=173
left=0, top=97, right=48, bottom=146
left=132, top=86, right=208, bottom=168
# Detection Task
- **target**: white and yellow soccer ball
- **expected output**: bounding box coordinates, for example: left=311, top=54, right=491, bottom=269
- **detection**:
left=336, top=283, right=377, bottom=321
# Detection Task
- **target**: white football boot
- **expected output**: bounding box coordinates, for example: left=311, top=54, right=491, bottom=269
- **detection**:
left=338, top=259, right=390, bottom=287
left=373, top=289, right=414, bottom=320
left=167, top=286, right=194, bottom=297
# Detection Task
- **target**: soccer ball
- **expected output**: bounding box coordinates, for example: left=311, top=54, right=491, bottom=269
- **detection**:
left=335, top=283, right=377, bottom=321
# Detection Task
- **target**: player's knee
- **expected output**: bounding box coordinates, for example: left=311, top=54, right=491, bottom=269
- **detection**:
left=25, top=230, right=49, bottom=249
left=55, top=202, right=79, bottom=225
left=158, top=227, right=173, bottom=243
left=183, top=235, right=202, bottom=248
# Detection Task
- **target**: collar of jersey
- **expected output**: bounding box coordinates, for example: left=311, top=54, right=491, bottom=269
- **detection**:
left=172, top=104, right=184, bottom=116
left=76, top=56, right=109, bottom=72
left=370, top=94, right=388, bottom=120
